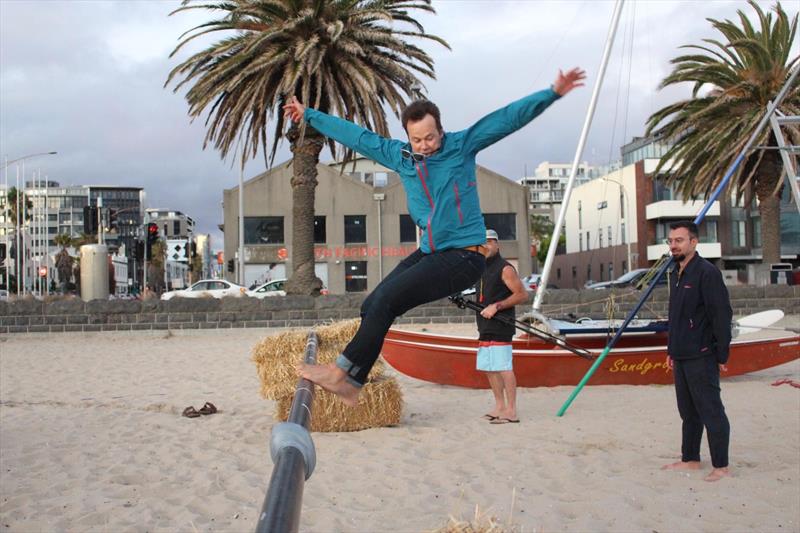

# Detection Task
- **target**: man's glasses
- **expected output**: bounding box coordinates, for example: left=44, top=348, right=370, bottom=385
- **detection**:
left=664, top=237, right=693, bottom=245
left=401, top=148, right=426, bottom=162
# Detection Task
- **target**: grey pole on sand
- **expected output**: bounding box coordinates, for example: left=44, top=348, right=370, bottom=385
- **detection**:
left=256, top=331, right=319, bottom=533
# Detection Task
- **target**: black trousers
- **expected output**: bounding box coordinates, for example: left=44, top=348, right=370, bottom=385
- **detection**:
left=673, top=356, right=730, bottom=468
left=339, top=248, right=485, bottom=385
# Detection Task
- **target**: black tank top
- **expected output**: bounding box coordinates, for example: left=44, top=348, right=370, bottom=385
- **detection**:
left=476, top=253, right=516, bottom=341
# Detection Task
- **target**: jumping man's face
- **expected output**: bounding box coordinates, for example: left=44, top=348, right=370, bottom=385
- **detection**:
left=406, top=114, right=443, bottom=156
left=667, top=227, right=697, bottom=264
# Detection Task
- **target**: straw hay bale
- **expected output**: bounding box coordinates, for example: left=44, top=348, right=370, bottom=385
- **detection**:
left=275, top=376, right=403, bottom=432
left=252, top=319, right=386, bottom=400
left=431, top=504, right=518, bottom=533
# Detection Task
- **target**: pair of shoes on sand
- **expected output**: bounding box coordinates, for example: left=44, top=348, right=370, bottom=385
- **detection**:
left=481, top=414, right=520, bottom=424
left=182, top=402, right=217, bottom=418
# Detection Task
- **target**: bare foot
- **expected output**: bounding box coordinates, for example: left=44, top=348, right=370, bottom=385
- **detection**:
left=661, top=460, right=702, bottom=471
left=297, top=362, right=360, bottom=407
left=704, top=467, right=731, bottom=482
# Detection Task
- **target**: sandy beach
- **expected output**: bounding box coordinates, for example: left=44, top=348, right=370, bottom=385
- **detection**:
left=1, top=319, right=798, bottom=532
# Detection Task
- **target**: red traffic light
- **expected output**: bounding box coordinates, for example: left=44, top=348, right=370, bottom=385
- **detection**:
left=147, top=223, right=159, bottom=237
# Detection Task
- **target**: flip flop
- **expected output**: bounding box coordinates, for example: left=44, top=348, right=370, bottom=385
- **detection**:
left=490, top=417, right=520, bottom=424
left=482, top=414, right=498, bottom=421
left=182, top=406, right=201, bottom=418
left=198, top=402, right=217, bottom=415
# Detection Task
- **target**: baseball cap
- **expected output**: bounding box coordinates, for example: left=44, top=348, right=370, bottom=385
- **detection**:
left=486, top=229, right=499, bottom=241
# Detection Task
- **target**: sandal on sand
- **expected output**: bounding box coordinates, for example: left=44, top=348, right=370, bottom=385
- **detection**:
left=490, top=418, right=520, bottom=424
left=482, top=414, right=498, bottom=421
left=198, top=402, right=217, bottom=415
left=182, top=406, right=201, bottom=418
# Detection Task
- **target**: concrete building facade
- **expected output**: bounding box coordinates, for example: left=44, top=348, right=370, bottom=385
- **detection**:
left=222, top=159, right=532, bottom=293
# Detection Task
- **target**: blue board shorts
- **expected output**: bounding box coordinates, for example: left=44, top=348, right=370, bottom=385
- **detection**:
left=476, top=342, right=513, bottom=371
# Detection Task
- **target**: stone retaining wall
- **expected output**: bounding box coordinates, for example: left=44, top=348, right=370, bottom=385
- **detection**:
left=0, top=285, right=797, bottom=334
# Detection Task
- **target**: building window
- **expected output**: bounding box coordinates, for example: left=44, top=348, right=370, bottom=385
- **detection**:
left=732, top=220, right=746, bottom=247
left=608, top=262, right=614, bottom=281
left=586, top=231, right=590, bottom=251
left=245, top=216, right=284, bottom=244
left=345, top=261, right=367, bottom=292
left=399, top=214, right=417, bottom=243
left=619, top=191, right=625, bottom=218
left=599, top=228, right=603, bottom=248
left=579, top=233, right=583, bottom=252
left=587, top=264, right=592, bottom=283
left=578, top=201, right=582, bottom=229
left=344, top=215, right=367, bottom=243
left=752, top=218, right=761, bottom=247
left=557, top=268, right=561, bottom=280
left=572, top=266, right=577, bottom=279
left=622, top=260, right=627, bottom=274
left=600, top=263, right=605, bottom=281
left=314, top=216, right=326, bottom=244
left=173, top=220, right=181, bottom=236
left=608, top=225, right=612, bottom=246
left=621, top=222, right=626, bottom=244
left=483, top=213, right=516, bottom=240
left=697, top=220, right=718, bottom=243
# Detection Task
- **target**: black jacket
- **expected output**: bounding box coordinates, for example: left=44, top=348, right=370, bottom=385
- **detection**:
left=667, top=253, right=732, bottom=364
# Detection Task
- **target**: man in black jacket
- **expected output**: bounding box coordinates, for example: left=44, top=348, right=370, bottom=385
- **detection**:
left=662, top=221, right=732, bottom=482
left=474, top=229, right=529, bottom=424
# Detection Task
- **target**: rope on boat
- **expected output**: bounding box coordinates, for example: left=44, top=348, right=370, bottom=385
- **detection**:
left=256, top=331, right=318, bottom=533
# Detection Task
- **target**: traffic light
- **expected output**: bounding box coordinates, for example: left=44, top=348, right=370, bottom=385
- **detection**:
left=145, top=223, right=159, bottom=257
left=83, top=205, right=98, bottom=234
left=108, top=209, right=119, bottom=232
left=227, top=259, right=235, bottom=273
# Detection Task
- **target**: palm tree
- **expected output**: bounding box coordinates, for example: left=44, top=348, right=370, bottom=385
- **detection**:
left=645, top=0, right=799, bottom=264
left=53, top=233, right=75, bottom=293
left=5, top=187, right=32, bottom=225
left=166, top=0, right=448, bottom=294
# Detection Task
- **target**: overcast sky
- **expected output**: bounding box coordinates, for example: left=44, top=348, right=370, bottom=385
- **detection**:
left=1, top=0, right=788, bottom=250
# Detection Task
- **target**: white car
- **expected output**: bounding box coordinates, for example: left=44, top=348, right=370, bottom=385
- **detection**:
left=247, top=278, right=287, bottom=298
left=160, top=279, right=247, bottom=300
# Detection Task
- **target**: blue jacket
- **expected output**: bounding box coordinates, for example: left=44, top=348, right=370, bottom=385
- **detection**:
left=304, top=88, right=561, bottom=253
left=667, top=253, right=733, bottom=363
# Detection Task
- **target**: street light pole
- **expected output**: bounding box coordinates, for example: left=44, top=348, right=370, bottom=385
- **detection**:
left=603, top=176, right=632, bottom=272
left=3, top=152, right=57, bottom=296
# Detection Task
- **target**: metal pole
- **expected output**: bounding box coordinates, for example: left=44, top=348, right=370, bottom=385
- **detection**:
left=238, top=147, right=245, bottom=286
left=2, top=157, right=7, bottom=291
left=257, top=332, right=319, bottom=533
left=557, top=64, right=800, bottom=417
left=534, top=0, right=625, bottom=312
left=15, top=166, right=20, bottom=296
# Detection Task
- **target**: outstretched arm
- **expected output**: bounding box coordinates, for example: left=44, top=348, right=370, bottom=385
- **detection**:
left=283, top=96, right=402, bottom=169
left=463, top=67, right=586, bottom=154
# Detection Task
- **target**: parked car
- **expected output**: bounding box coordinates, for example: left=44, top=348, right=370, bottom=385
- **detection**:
left=160, top=279, right=247, bottom=300
left=521, top=273, right=543, bottom=292
left=248, top=278, right=330, bottom=297
left=247, top=278, right=287, bottom=298
left=585, top=268, right=667, bottom=290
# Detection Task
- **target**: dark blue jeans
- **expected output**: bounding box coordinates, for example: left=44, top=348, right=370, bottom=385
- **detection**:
left=673, top=356, right=730, bottom=468
left=337, top=248, right=486, bottom=386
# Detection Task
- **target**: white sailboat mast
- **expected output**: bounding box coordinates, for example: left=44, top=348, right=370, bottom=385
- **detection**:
left=533, top=0, right=626, bottom=312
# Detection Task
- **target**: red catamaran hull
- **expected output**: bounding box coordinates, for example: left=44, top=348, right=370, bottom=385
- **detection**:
left=381, top=329, right=800, bottom=388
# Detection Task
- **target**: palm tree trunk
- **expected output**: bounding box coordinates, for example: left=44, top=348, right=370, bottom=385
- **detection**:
left=285, top=125, right=324, bottom=295
left=755, top=154, right=783, bottom=265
